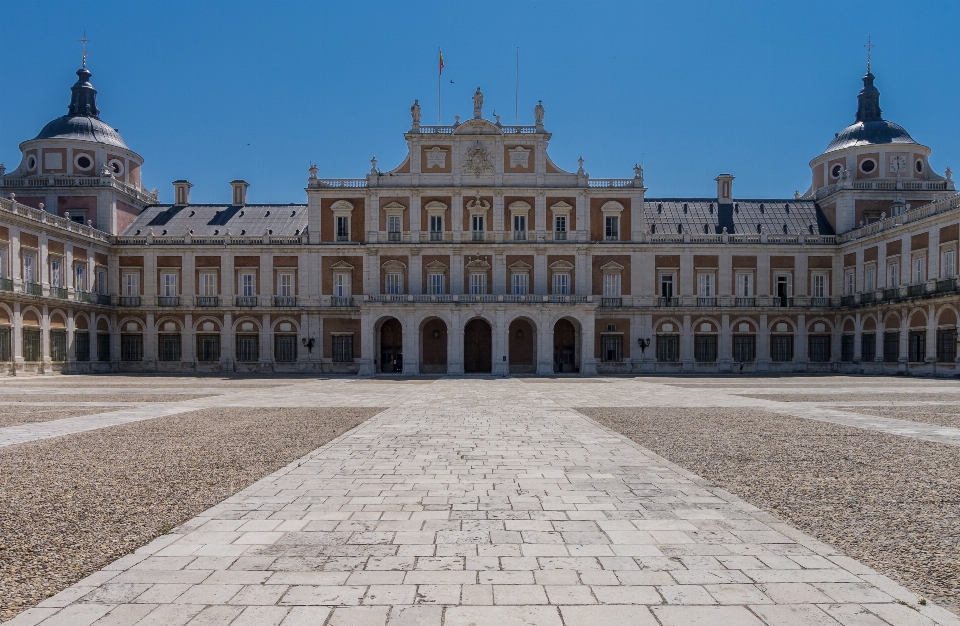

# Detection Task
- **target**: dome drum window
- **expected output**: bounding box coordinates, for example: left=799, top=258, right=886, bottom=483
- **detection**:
left=915, top=159, right=924, bottom=174
left=830, top=164, right=843, bottom=179
left=26, top=155, right=37, bottom=172
left=108, top=159, right=124, bottom=176
left=73, top=153, right=93, bottom=171
left=859, top=158, right=877, bottom=174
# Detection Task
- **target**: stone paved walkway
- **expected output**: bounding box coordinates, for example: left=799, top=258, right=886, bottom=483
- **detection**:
left=9, top=378, right=958, bottom=626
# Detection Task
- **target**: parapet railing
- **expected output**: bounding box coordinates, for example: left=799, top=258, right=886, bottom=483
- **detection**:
left=838, top=192, right=960, bottom=243
left=0, top=196, right=111, bottom=243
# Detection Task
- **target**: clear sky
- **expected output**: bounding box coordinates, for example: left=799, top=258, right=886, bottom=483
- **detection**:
left=2, top=1, right=959, bottom=205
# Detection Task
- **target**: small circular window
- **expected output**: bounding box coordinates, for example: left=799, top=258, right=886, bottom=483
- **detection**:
left=830, top=164, right=842, bottom=179
left=74, top=154, right=93, bottom=171
left=26, top=155, right=36, bottom=171
left=916, top=159, right=924, bottom=174
left=108, top=159, right=124, bottom=176
left=859, top=158, right=876, bottom=173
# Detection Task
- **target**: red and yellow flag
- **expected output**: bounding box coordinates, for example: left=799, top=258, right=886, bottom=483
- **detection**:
left=439, top=50, right=445, bottom=75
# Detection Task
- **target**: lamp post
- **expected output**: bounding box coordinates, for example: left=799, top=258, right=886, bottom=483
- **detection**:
left=637, top=337, right=651, bottom=358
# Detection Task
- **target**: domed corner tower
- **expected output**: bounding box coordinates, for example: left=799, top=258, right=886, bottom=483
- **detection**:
left=804, top=65, right=955, bottom=234
left=0, top=63, right=158, bottom=234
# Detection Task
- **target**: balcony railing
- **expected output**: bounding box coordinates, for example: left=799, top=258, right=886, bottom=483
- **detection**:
left=0, top=278, right=12, bottom=292
left=600, top=297, right=623, bottom=308
left=331, top=296, right=355, bottom=307
left=554, top=231, right=567, bottom=241
left=657, top=296, right=680, bottom=307
left=196, top=296, right=219, bottom=307
left=471, top=231, right=485, bottom=241
left=50, top=286, right=67, bottom=299
left=860, top=291, right=876, bottom=305
left=907, top=283, right=925, bottom=298
left=840, top=295, right=856, bottom=307
left=24, top=282, right=42, bottom=296
left=98, top=294, right=111, bottom=305
left=158, top=296, right=180, bottom=307
left=883, top=288, right=900, bottom=301
left=811, top=297, right=832, bottom=307
left=775, top=296, right=794, bottom=307
left=336, top=234, right=349, bottom=242
left=429, top=231, right=442, bottom=241
left=696, top=297, right=717, bottom=307
left=604, top=234, right=619, bottom=242
left=513, top=230, right=527, bottom=241
left=274, top=296, right=297, bottom=307
left=548, top=295, right=587, bottom=303
left=75, top=290, right=97, bottom=303
left=119, top=296, right=141, bottom=307
left=734, top=297, right=756, bottom=307
left=936, top=278, right=956, bottom=294
left=235, top=295, right=258, bottom=307
left=412, top=294, right=454, bottom=303
left=388, top=231, right=402, bottom=242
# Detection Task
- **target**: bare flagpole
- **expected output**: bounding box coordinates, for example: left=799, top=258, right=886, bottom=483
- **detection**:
left=438, top=47, right=443, bottom=125
left=515, top=47, right=519, bottom=125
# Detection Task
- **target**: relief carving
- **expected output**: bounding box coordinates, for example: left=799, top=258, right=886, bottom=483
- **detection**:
left=462, top=142, right=494, bottom=176
left=425, top=147, right=447, bottom=169
left=508, top=146, right=531, bottom=168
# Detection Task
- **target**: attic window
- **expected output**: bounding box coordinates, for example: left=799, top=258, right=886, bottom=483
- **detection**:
left=265, top=210, right=270, bottom=217
left=683, top=203, right=688, bottom=213
left=657, top=203, right=662, bottom=211
left=709, top=203, right=714, bottom=213
left=785, top=204, right=790, bottom=213
left=214, top=229, right=219, bottom=235
left=189, top=210, right=195, bottom=216
left=809, top=224, right=815, bottom=234
left=162, top=229, right=168, bottom=235
left=759, top=204, right=765, bottom=214
left=135, top=229, right=141, bottom=235
left=291, top=210, right=296, bottom=217
left=241, top=229, right=246, bottom=235
left=268, top=229, right=273, bottom=234
left=704, top=224, right=710, bottom=234
left=677, top=224, right=683, bottom=234
left=756, top=224, right=761, bottom=234
left=295, top=229, right=301, bottom=235
left=239, top=210, right=244, bottom=216
left=735, top=205, right=739, bottom=214
left=650, top=224, right=656, bottom=234
left=783, top=224, right=788, bottom=234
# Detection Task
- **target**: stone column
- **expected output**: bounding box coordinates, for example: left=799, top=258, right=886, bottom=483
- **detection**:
left=261, top=253, right=274, bottom=306
left=492, top=309, right=507, bottom=375
left=402, top=313, right=419, bottom=375
left=451, top=249, right=464, bottom=294
left=795, top=314, right=808, bottom=370
left=680, top=253, right=693, bottom=296
left=757, top=313, right=770, bottom=371
left=358, top=309, right=375, bottom=375
left=452, top=192, right=463, bottom=243
left=182, top=251, right=195, bottom=306
left=222, top=254, right=234, bottom=303
left=40, top=305, right=51, bottom=374
left=680, top=314, right=693, bottom=372
left=534, top=192, right=547, bottom=240
left=534, top=249, right=547, bottom=295
left=368, top=193, right=380, bottom=243
left=409, top=250, right=423, bottom=295
left=719, top=314, right=732, bottom=371
left=493, top=248, right=506, bottom=294
left=182, top=313, right=195, bottom=366
left=853, top=312, right=863, bottom=363
left=39, top=234, right=49, bottom=294
left=12, top=301, right=23, bottom=369
left=144, top=312, right=157, bottom=365
left=410, top=192, right=421, bottom=242
left=898, top=309, right=909, bottom=372
left=222, top=312, right=235, bottom=371
left=575, top=192, right=588, bottom=242
left=926, top=303, right=937, bottom=363
left=537, top=312, right=553, bottom=375
left=367, top=250, right=380, bottom=295
left=580, top=314, right=597, bottom=375
left=259, top=313, right=272, bottom=368
left=448, top=309, right=464, bottom=374
left=576, top=248, right=589, bottom=295
left=929, top=225, right=941, bottom=280
left=493, top=192, right=505, bottom=242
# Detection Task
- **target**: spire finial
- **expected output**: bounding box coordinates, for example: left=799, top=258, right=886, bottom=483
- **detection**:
left=864, top=36, right=874, bottom=73
left=79, top=32, right=89, bottom=68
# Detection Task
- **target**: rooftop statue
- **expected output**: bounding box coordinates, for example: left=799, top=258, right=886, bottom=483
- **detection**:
left=534, top=100, right=545, bottom=126
left=473, top=87, right=483, bottom=119
left=410, top=99, right=421, bottom=126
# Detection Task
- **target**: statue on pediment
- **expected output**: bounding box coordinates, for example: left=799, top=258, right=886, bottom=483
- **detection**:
left=473, top=87, right=483, bottom=119
left=411, top=99, right=421, bottom=126
left=534, top=100, right=545, bottom=126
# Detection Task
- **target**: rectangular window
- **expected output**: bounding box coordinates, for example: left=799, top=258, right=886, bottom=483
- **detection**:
left=809, top=335, right=831, bottom=362
left=733, top=335, right=756, bottom=363
left=943, top=250, right=956, bottom=278
left=122, top=272, right=140, bottom=296
left=333, top=273, right=350, bottom=297
left=512, top=272, right=528, bottom=295
left=841, top=334, right=854, bottom=362
left=602, top=273, right=621, bottom=298
left=0, top=327, right=10, bottom=362
left=908, top=331, right=926, bottom=363
left=120, top=334, right=142, bottom=361
left=660, top=274, right=674, bottom=299
left=199, top=272, right=217, bottom=297
left=552, top=273, right=570, bottom=295
left=240, top=272, right=256, bottom=297
left=865, top=267, right=876, bottom=292
left=50, top=330, right=67, bottom=362
left=50, top=257, right=62, bottom=287
left=196, top=334, right=220, bottom=362
left=332, top=335, right=354, bottom=362
left=387, top=214, right=402, bottom=239
left=275, top=335, right=297, bottom=362
left=861, top=333, right=876, bottom=362
left=914, top=257, right=926, bottom=283
left=694, top=335, right=718, bottom=362
left=75, top=263, right=87, bottom=291
left=887, top=262, right=899, bottom=287
left=385, top=272, right=403, bottom=295
left=736, top=273, right=752, bottom=297
left=161, top=272, right=178, bottom=297
left=97, top=268, right=107, bottom=295
left=23, top=328, right=40, bottom=361
left=0, top=248, right=6, bottom=279
left=336, top=215, right=350, bottom=241
left=97, top=333, right=110, bottom=362
left=844, top=271, right=855, bottom=295
left=23, top=253, right=36, bottom=283
left=657, top=335, right=679, bottom=362
left=937, top=329, right=956, bottom=363
left=697, top=273, right=714, bottom=297
left=604, top=215, right=619, bottom=241
left=771, top=335, right=794, bottom=362
left=158, top=335, right=182, bottom=361
left=236, top=335, right=259, bottom=362
left=469, top=272, right=486, bottom=295
left=554, top=215, right=567, bottom=240
left=427, top=273, right=445, bottom=295
left=277, top=272, right=293, bottom=297
left=429, top=215, right=443, bottom=241
left=812, top=274, right=827, bottom=298
left=75, top=331, right=90, bottom=362
left=513, top=214, right=527, bottom=240
left=883, top=331, right=899, bottom=363
left=601, top=335, right=622, bottom=362
left=471, top=214, right=485, bottom=241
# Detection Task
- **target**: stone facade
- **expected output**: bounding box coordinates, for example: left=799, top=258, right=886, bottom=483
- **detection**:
left=0, top=63, right=958, bottom=376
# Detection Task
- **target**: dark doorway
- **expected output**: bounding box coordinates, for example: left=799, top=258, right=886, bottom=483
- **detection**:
left=464, top=318, right=492, bottom=373
left=380, top=318, right=402, bottom=373
left=554, top=319, right=577, bottom=373
left=509, top=318, right=536, bottom=374
left=421, top=318, right=448, bottom=374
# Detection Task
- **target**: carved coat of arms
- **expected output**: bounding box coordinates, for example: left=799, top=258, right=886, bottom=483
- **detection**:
left=462, top=143, right=494, bottom=175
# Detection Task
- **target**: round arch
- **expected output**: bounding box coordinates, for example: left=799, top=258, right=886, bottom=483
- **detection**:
left=936, top=305, right=959, bottom=327
left=375, top=316, right=403, bottom=373
left=908, top=308, right=928, bottom=329
left=552, top=316, right=581, bottom=373
left=463, top=316, right=493, bottom=374
left=508, top=315, right=537, bottom=374
left=419, top=315, right=448, bottom=375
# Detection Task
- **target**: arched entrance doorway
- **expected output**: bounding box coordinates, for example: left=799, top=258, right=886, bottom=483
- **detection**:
left=509, top=318, right=536, bottom=374
left=554, top=319, right=578, bottom=373
left=420, top=317, right=448, bottom=374
left=464, top=318, right=492, bottom=373
left=379, top=318, right=402, bottom=373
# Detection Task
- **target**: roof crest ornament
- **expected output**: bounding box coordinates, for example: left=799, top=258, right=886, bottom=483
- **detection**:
left=864, top=36, right=874, bottom=73
left=79, top=32, right=89, bottom=68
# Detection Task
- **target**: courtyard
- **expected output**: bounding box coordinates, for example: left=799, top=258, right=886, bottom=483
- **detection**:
left=1, top=374, right=959, bottom=626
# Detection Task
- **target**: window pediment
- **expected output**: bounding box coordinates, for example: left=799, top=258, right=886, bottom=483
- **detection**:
left=508, top=200, right=531, bottom=214
left=381, top=259, right=407, bottom=271
left=466, top=196, right=490, bottom=213
left=508, top=260, right=533, bottom=271
left=382, top=201, right=406, bottom=212
left=600, top=201, right=625, bottom=214
left=424, top=260, right=449, bottom=271
left=551, top=201, right=573, bottom=212
left=330, top=261, right=355, bottom=270
left=331, top=200, right=355, bottom=213
left=549, top=260, right=574, bottom=271
left=465, top=257, right=491, bottom=272
left=424, top=201, right=448, bottom=215
left=600, top=261, right=624, bottom=272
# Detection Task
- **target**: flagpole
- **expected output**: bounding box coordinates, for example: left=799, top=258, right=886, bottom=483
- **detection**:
left=515, top=47, right=519, bottom=125
left=438, top=47, right=442, bottom=125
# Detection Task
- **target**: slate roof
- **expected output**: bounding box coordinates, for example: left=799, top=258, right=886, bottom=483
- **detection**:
left=644, top=199, right=834, bottom=236
left=823, top=120, right=917, bottom=153
left=122, top=204, right=308, bottom=237
left=34, top=115, right=128, bottom=149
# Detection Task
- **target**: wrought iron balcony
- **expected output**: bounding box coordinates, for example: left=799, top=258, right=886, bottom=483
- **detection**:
left=196, top=296, right=219, bottom=307
left=775, top=296, right=794, bottom=307
left=810, top=297, right=832, bottom=307
left=840, top=295, right=856, bottom=307
left=513, top=230, right=527, bottom=241
left=696, top=297, right=717, bottom=307
left=235, top=295, right=258, bottom=307
left=657, top=296, right=680, bottom=307
left=97, top=294, right=111, bottom=305
left=429, top=231, right=443, bottom=241
left=157, top=296, right=180, bottom=307
left=554, top=231, right=567, bottom=241
left=50, top=286, right=68, bottom=299
left=734, top=297, right=756, bottom=307
left=336, top=234, right=349, bottom=242
left=0, top=278, right=12, bottom=292
left=24, top=282, right=42, bottom=296
left=936, top=278, right=957, bottom=294
left=907, top=283, right=925, bottom=298
left=387, top=231, right=402, bottom=242
left=273, top=296, right=297, bottom=307
left=883, top=287, right=900, bottom=301
left=119, top=296, right=141, bottom=307
left=331, top=296, right=355, bottom=307
left=471, top=231, right=485, bottom=241
left=600, top=297, right=623, bottom=308
left=860, top=291, right=876, bottom=305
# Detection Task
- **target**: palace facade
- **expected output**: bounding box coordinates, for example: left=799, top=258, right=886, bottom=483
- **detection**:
left=0, top=63, right=957, bottom=376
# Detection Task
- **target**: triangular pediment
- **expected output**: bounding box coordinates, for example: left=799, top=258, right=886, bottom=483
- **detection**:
left=600, top=261, right=624, bottom=272
left=382, top=201, right=406, bottom=211
left=465, top=258, right=491, bottom=270
left=330, top=261, right=355, bottom=270
left=508, top=260, right=533, bottom=271
left=424, top=260, right=449, bottom=271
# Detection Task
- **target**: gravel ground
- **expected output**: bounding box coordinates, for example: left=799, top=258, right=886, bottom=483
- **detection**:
left=839, top=405, right=960, bottom=429
left=0, top=405, right=381, bottom=622
left=737, top=392, right=960, bottom=403
left=0, top=393, right=215, bottom=403
left=580, top=406, right=960, bottom=614
left=0, top=407, right=126, bottom=429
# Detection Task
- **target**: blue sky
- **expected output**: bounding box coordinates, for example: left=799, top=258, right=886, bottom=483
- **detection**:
left=2, top=1, right=959, bottom=204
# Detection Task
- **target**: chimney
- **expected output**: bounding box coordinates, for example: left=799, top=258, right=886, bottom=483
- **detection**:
left=715, top=174, right=734, bottom=203
left=173, top=180, right=193, bottom=205
left=230, top=180, right=249, bottom=205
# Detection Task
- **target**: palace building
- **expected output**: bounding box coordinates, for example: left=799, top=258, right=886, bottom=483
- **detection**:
left=0, top=62, right=957, bottom=376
